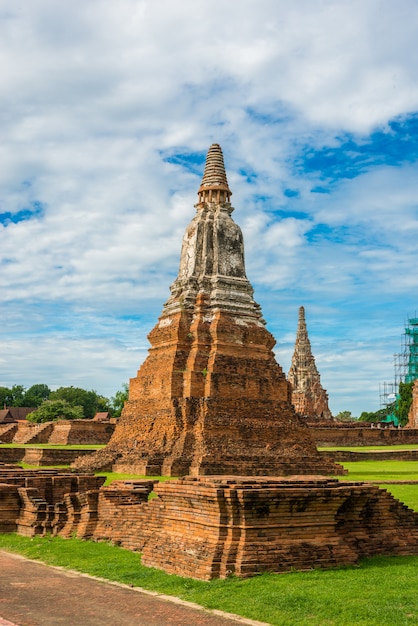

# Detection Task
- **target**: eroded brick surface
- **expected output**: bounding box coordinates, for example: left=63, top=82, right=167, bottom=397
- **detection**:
left=288, top=306, right=333, bottom=422
left=407, top=380, right=418, bottom=428
left=75, top=145, right=341, bottom=477
left=140, top=475, right=418, bottom=579
left=3, top=469, right=418, bottom=580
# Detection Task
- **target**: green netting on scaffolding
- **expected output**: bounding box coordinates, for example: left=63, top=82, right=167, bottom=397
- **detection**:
left=405, top=317, right=418, bottom=383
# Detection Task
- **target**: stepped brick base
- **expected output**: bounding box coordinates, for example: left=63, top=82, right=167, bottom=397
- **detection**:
left=140, top=476, right=418, bottom=579
left=2, top=469, right=418, bottom=579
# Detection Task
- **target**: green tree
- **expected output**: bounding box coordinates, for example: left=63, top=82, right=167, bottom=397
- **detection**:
left=12, top=384, right=26, bottom=406
left=110, top=383, right=129, bottom=418
left=27, top=400, right=84, bottom=423
left=0, top=386, right=12, bottom=408
left=0, top=385, right=26, bottom=407
left=394, top=381, right=414, bottom=426
left=359, top=407, right=392, bottom=423
left=49, top=386, right=110, bottom=419
left=335, top=410, right=357, bottom=422
left=22, top=384, right=51, bottom=408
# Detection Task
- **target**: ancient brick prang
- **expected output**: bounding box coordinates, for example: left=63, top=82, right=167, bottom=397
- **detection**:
left=288, top=306, right=333, bottom=422
left=75, top=145, right=341, bottom=476
left=407, top=380, right=418, bottom=428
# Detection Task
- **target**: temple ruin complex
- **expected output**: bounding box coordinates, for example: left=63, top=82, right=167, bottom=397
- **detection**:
left=76, top=144, right=341, bottom=476
left=288, top=306, right=333, bottom=422
left=5, top=146, right=418, bottom=582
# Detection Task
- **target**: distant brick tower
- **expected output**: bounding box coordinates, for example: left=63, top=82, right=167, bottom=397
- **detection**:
left=288, top=306, right=333, bottom=422
left=77, top=145, right=341, bottom=475
left=407, top=380, right=418, bottom=428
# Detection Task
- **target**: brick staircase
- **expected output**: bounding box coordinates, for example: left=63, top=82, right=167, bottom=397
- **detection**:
left=12, top=422, right=54, bottom=444
left=0, top=423, right=18, bottom=443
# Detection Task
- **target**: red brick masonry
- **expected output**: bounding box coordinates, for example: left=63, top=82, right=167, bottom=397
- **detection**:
left=1, top=468, right=418, bottom=580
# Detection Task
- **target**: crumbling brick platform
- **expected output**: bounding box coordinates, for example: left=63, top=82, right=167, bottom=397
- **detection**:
left=140, top=475, right=418, bottom=579
left=0, top=467, right=105, bottom=535
left=2, top=468, right=418, bottom=580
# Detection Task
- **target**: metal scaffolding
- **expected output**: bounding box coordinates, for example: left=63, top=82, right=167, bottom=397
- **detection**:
left=381, top=315, right=418, bottom=410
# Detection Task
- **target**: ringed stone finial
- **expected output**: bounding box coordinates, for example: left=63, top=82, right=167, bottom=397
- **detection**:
left=197, top=143, right=232, bottom=204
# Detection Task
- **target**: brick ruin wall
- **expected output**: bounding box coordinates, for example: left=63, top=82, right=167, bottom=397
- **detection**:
left=0, top=447, right=94, bottom=466
left=321, top=449, right=418, bottom=462
left=310, top=426, right=418, bottom=447
left=408, top=380, right=418, bottom=429
left=1, top=469, right=418, bottom=579
left=4, top=421, right=418, bottom=450
left=0, top=420, right=114, bottom=445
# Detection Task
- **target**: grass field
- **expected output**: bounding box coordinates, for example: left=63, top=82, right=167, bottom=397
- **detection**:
left=320, top=445, right=418, bottom=451
left=337, top=460, right=418, bottom=482
left=0, top=534, right=417, bottom=626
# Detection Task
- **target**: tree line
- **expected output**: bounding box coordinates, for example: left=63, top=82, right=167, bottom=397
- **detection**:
left=0, top=383, right=129, bottom=423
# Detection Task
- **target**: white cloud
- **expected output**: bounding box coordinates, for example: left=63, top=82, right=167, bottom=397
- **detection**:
left=0, top=0, right=417, bottom=416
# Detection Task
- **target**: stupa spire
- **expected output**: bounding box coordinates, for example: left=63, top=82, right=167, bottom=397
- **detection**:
left=297, top=306, right=308, bottom=339
left=165, top=143, right=258, bottom=318
left=197, top=143, right=232, bottom=204
left=288, top=306, right=333, bottom=421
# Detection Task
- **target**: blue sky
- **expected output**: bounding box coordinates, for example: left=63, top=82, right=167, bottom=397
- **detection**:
left=1, top=0, right=418, bottom=416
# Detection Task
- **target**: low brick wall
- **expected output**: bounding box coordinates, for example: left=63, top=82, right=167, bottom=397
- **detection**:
left=0, top=484, right=21, bottom=533
left=311, top=427, right=418, bottom=447
left=0, top=448, right=23, bottom=463
left=139, top=476, right=418, bottom=579
left=93, top=480, right=156, bottom=550
left=321, top=449, right=418, bottom=462
left=0, top=448, right=96, bottom=466
left=1, top=420, right=115, bottom=445
left=22, top=448, right=96, bottom=466
left=48, top=421, right=115, bottom=445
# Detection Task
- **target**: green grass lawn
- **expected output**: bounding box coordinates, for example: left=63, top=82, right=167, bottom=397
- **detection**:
left=95, top=472, right=178, bottom=486
left=0, top=534, right=417, bottom=626
left=335, top=460, right=418, bottom=511
left=336, top=460, right=418, bottom=482
left=382, top=484, right=418, bottom=511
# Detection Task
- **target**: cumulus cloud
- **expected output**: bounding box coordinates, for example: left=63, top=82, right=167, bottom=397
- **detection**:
left=1, top=0, right=417, bottom=415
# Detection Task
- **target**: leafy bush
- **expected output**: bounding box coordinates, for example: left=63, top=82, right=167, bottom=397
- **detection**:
left=109, top=383, right=129, bottom=418
left=358, top=407, right=392, bottom=423
left=394, top=381, right=414, bottom=426
left=27, top=400, right=84, bottom=423
left=49, top=386, right=109, bottom=419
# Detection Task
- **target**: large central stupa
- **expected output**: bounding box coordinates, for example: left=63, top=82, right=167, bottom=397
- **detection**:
left=79, top=144, right=342, bottom=476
